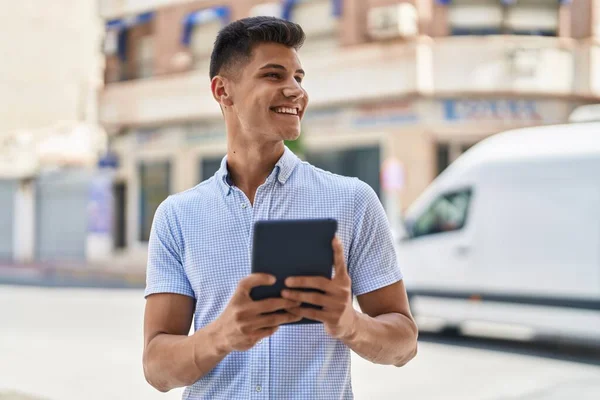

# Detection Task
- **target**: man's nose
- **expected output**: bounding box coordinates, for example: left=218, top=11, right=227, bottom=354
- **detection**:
left=282, top=81, right=304, bottom=101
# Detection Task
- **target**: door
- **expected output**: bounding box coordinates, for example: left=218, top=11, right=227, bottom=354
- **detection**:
left=0, top=180, right=17, bottom=261
left=139, top=161, right=171, bottom=242
left=113, top=182, right=127, bottom=249
left=400, top=188, right=474, bottom=291
left=36, top=171, right=90, bottom=262
left=200, top=156, right=224, bottom=183
left=305, top=146, right=381, bottom=198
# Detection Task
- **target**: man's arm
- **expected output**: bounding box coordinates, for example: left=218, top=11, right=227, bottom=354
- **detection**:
left=284, top=238, right=418, bottom=367
left=345, top=280, right=418, bottom=366
left=143, top=275, right=302, bottom=393
left=143, top=293, right=228, bottom=392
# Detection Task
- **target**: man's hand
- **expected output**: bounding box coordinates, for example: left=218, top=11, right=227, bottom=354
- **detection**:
left=213, top=274, right=303, bottom=353
left=282, top=237, right=358, bottom=340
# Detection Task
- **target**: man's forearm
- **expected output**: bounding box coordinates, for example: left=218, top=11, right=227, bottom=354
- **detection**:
left=143, top=323, right=229, bottom=392
left=342, top=311, right=418, bottom=366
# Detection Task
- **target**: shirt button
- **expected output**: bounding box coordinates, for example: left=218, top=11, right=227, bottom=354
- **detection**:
left=256, top=385, right=262, bottom=392
left=241, top=203, right=247, bottom=209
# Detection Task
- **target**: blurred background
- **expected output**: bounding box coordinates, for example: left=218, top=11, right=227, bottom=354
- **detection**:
left=1, top=0, right=600, bottom=399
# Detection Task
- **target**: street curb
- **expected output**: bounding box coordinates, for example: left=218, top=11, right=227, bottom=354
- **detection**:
left=0, top=265, right=146, bottom=289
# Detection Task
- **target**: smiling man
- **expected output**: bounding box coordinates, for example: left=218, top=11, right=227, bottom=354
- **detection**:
left=142, top=16, right=418, bottom=399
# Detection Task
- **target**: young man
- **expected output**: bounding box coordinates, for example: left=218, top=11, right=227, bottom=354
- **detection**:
left=143, top=16, right=418, bottom=399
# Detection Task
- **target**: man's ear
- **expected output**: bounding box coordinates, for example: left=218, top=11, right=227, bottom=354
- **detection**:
left=211, top=76, right=234, bottom=107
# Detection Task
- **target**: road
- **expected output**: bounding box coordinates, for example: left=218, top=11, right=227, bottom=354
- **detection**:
left=1, top=286, right=599, bottom=400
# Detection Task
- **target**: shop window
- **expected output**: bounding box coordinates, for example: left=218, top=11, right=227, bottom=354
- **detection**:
left=436, top=142, right=476, bottom=176
left=446, top=0, right=561, bottom=36
left=436, top=143, right=451, bottom=176
left=139, top=161, right=171, bottom=242
left=305, top=146, right=381, bottom=198
left=410, top=189, right=472, bottom=238
left=199, top=156, right=224, bottom=183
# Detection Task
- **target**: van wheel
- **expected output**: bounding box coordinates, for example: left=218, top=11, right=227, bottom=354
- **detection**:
left=440, top=325, right=461, bottom=337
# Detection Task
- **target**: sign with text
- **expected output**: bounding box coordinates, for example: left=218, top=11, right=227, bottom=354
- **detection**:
left=443, top=99, right=543, bottom=123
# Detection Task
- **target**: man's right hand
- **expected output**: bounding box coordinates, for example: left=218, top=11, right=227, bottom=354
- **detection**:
left=212, top=273, right=302, bottom=352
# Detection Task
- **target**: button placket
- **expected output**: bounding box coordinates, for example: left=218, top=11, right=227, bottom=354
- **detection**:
left=250, top=182, right=271, bottom=399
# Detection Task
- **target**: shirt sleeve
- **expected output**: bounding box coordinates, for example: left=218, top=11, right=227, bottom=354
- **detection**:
left=348, top=180, right=403, bottom=297
left=144, top=197, right=195, bottom=299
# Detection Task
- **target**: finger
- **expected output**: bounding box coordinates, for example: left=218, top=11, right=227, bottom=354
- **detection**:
left=252, top=311, right=303, bottom=329
left=281, top=289, right=330, bottom=308
left=286, top=306, right=328, bottom=323
left=238, top=273, right=276, bottom=295
left=251, top=297, right=301, bottom=314
left=332, top=237, right=349, bottom=281
left=256, top=326, right=279, bottom=339
left=285, top=276, right=331, bottom=291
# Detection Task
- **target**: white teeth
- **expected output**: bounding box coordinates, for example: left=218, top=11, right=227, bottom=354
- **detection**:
left=274, top=107, right=298, bottom=115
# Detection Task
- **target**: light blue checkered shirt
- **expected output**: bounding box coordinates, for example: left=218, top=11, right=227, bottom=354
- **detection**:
left=145, top=146, right=403, bottom=400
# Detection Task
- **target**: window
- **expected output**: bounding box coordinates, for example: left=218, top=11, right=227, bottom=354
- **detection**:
left=447, top=0, right=560, bottom=36
left=136, top=35, right=154, bottom=79
left=305, top=146, right=381, bottom=198
left=436, top=142, right=476, bottom=176
left=436, top=143, right=450, bottom=176
left=199, top=156, right=224, bottom=183
left=181, top=8, right=230, bottom=70
left=104, top=12, right=154, bottom=82
left=410, top=189, right=472, bottom=238
left=139, top=161, right=171, bottom=242
left=291, top=0, right=339, bottom=53
left=250, top=1, right=340, bottom=53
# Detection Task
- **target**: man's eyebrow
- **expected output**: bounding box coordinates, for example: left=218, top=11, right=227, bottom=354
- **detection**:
left=259, top=63, right=305, bottom=75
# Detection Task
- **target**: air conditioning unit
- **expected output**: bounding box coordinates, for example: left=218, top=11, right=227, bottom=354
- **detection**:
left=508, top=47, right=540, bottom=77
left=367, top=3, right=418, bottom=40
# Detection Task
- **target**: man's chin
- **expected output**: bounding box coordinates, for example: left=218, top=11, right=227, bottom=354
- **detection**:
left=279, top=131, right=301, bottom=142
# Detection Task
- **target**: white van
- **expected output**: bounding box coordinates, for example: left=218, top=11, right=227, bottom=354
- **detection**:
left=397, top=121, right=600, bottom=344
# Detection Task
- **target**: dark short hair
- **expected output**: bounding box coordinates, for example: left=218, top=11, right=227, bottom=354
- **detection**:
left=209, top=16, right=305, bottom=79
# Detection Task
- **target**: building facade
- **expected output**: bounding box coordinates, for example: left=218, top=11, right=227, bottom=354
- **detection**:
left=0, top=0, right=104, bottom=264
left=98, top=0, right=600, bottom=267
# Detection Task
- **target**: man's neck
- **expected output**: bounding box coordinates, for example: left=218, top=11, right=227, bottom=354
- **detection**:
left=226, top=139, right=285, bottom=205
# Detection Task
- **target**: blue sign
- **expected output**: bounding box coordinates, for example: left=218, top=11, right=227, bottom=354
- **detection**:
left=88, top=175, right=113, bottom=235
left=443, top=99, right=542, bottom=123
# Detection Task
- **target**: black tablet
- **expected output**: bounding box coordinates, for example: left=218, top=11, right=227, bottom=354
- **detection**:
left=250, top=218, right=338, bottom=324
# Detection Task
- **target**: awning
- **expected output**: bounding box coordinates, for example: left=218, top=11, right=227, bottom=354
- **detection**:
left=282, top=0, right=299, bottom=21
left=181, top=6, right=230, bottom=46
left=105, top=12, right=154, bottom=61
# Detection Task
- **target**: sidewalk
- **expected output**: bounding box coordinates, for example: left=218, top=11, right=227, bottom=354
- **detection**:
left=0, top=262, right=146, bottom=289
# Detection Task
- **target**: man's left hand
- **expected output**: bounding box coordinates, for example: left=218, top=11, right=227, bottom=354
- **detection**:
left=282, top=237, right=357, bottom=340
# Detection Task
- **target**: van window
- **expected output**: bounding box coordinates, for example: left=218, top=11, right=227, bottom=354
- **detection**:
left=411, top=189, right=472, bottom=238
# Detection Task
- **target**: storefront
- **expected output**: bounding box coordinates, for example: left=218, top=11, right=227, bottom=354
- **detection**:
left=111, top=96, right=583, bottom=263
left=35, top=170, right=93, bottom=262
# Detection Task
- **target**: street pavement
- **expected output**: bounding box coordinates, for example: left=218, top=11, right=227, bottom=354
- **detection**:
left=1, top=285, right=599, bottom=400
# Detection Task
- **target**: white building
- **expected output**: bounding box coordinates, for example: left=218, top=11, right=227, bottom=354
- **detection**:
left=0, top=0, right=105, bottom=264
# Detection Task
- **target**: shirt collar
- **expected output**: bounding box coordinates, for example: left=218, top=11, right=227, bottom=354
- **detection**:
left=216, top=145, right=300, bottom=193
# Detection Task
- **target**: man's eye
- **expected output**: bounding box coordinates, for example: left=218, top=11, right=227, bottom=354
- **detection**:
left=266, top=73, right=281, bottom=79
left=295, top=76, right=303, bottom=83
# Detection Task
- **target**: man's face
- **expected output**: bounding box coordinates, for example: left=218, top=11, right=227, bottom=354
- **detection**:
left=225, top=42, right=308, bottom=142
